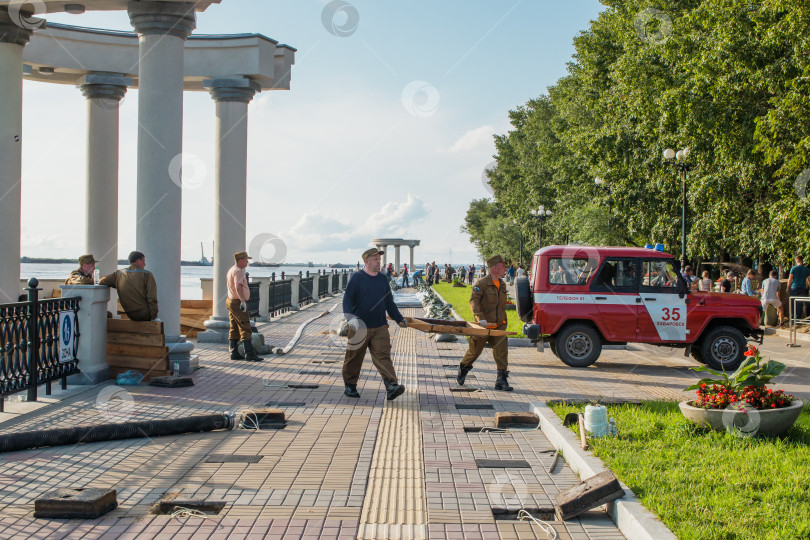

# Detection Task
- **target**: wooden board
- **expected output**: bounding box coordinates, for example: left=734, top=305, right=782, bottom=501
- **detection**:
left=106, top=354, right=169, bottom=371
left=181, top=300, right=213, bottom=309
left=403, top=317, right=516, bottom=337
left=106, top=332, right=165, bottom=347
left=107, top=319, right=163, bottom=334
left=180, top=307, right=213, bottom=317
left=179, top=316, right=208, bottom=329
left=109, top=366, right=172, bottom=382
left=107, top=343, right=168, bottom=358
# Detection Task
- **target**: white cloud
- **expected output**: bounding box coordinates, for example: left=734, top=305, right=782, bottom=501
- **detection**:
left=286, top=194, right=430, bottom=253
left=441, top=125, right=496, bottom=154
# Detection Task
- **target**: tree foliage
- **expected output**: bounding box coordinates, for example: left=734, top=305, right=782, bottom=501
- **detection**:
left=465, top=0, right=810, bottom=268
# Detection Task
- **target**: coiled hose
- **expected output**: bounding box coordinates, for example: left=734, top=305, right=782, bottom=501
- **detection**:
left=0, top=413, right=235, bottom=454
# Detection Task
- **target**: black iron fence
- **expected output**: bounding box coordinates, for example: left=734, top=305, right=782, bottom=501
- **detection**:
left=0, top=278, right=81, bottom=411
left=341, top=271, right=348, bottom=289
left=318, top=273, right=330, bottom=299
left=331, top=272, right=340, bottom=294
left=246, top=279, right=260, bottom=319
left=298, top=272, right=314, bottom=307
left=268, top=273, right=293, bottom=316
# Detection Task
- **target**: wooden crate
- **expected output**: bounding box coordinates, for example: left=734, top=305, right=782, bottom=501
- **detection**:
left=106, top=319, right=169, bottom=380
left=180, top=299, right=212, bottom=339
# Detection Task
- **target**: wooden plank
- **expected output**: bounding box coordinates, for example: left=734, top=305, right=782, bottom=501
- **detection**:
left=107, top=319, right=163, bottom=334
left=181, top=299, right=212, bottom=309
left=106, top=332, right=165, bottom=347
left=106, top=343, right=168, bottom=358
left=106, top=354, right=169, bottom=370
left=403, top=317, right=516, bottom=337
left=179, top=316, right=208, bottom=329
left=109, top=366, right=172, bottom=382
left=180, top=307, right=212, bottom=317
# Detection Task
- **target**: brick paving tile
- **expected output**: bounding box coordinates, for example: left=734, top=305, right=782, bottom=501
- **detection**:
left=2, top=290, right=807, bottom=539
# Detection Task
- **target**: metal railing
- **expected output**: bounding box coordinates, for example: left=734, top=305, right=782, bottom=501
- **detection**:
left=268, top=272, right=293, bottom=316
left=0, top=278, right=81, bottom=410
left=318, top=273, right=330, bottom=299
left=331, top=271, right=340, bottom=294
left=298, top=272, right=314, bottom=307
left=788, top=296, right=810, bottom=347
left=247, top=280, right=260, bottom=318
left=341, top=271, right=348, bottom=289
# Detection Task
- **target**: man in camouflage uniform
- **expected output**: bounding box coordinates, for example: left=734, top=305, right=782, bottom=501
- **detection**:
left=457, top=254, right=513, bottom=391
left=99, top=251, right=158, bottom=322
left=64, top=254, right=97, bottom=285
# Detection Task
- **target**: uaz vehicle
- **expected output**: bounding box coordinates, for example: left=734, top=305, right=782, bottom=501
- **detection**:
left=516, top=246, right=764, bottom=370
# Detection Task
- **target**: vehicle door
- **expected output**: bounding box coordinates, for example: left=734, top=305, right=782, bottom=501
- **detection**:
left=637, top=259, right=688, bottom=342
left=589, top=258, right=639, bottom=341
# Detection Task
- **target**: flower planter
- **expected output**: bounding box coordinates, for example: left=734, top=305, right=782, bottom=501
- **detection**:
left=679, top=399, right=804, bottom=436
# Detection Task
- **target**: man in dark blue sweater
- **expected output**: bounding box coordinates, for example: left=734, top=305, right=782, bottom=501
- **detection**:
left=342, top=247, right=407, bottom=400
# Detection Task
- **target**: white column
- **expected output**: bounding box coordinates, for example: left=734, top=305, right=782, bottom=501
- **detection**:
left=198, top=78, right=259, bottom=343
left=128, top=2, right=195, bottom=356
left=394, top=244, right=401, bottom=272
left=0, top=12, right=34, bottom=303
left=79, top=73, right=130, bottom=314
left=378, top=244, right=386, bottom=267
left=408, top=244, right=415, bottom=271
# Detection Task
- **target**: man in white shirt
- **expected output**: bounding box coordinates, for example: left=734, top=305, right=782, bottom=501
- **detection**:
left=761, top=270, right=785, bottom=325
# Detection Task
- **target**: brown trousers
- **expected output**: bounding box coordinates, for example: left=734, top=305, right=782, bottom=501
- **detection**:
left=461, top=324, right=509, bottom=370
left=227, top=298, right=252, bottom=341
left=342, top=325, right=398, bottom=385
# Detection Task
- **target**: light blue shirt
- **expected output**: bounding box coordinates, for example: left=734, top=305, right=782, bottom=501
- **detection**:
left=741, top=277, right=755, bottom=296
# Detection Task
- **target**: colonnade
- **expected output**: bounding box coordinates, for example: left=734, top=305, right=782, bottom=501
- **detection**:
left=371, top=238, right=421, bottom=271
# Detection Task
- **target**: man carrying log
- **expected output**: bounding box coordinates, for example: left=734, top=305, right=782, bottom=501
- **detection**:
left=342, top=247, right=407, bottom=400
left=457, top=254, right=513, bottom=391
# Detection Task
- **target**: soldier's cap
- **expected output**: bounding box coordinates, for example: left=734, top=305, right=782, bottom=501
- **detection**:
left=78, top=254, right=97, bottom=265
left=486, top=254, right=505, bottom=268
left=234, top=251, right=252, bottom=262
left=362, top=247, right=385, bottom=261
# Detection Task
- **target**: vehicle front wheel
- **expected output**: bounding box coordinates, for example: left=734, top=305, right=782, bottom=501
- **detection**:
left=556, top=324, right=602, bottom=368
left=700, top=326, right=746, bottom=371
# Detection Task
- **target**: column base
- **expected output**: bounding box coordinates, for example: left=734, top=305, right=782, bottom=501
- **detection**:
left=166, top=336, right=198, bottom=374
left=170, top=355, right=199, bottom=376
left=197, top=317, right=230, bottom=343
left=68, top=367, right=110, bottom=386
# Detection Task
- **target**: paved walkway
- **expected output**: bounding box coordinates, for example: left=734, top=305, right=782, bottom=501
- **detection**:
left=0, top=291, right=808, bottom=540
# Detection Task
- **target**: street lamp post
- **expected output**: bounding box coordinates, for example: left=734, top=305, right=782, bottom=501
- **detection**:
left=512, top=219, right=523, bottom=267
left=594, top=177, right=612, bottom=229
left=664, top=147, right=693, bottom=268
left=531, top=205, right=553, bottom=251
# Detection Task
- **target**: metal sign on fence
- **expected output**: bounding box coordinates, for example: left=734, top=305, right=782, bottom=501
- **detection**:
left=58, top=310, right=76, bottom=363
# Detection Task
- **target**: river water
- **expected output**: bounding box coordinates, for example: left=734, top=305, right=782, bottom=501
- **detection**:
left=20, top=263, right=352, bottom=300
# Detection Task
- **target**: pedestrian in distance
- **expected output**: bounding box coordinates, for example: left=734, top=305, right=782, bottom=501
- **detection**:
left=680, top=265, right=695, bottom=290
left=507, top=263, right=516, bottom=285
left=65, top=254, right=97, bottom=285
left=402, top=263, right=410, bottom=287
left=697, top=270, right=713, bottom=292
left=226, top=251, right=262, bottom=361
left=99, top=251, right=158, bottom=322
left=457, top=255, right=514, bottom=392
left=741, top=270, right=757, bottom=297
left=719, top=271, right=735, bottom=293
left=788, top=255, right=810, bottom=320
left=761, top=270, right=786, bottom=325
left=342, top=247, right=407, bottom=401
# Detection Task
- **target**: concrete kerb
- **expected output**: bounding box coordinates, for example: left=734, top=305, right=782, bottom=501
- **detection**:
left=764, top=326, right=810, bottom=343
left=532, top=401, right=677, bottom=540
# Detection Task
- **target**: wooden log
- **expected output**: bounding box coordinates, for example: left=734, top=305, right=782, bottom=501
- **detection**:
left=578, top=413, right=588, bottom=450
left=555, top=470, right=624, bottom=521
left=402, top=317, right=516, bottom=337
left=106, top=343, right=168, bottom=359
left=107, top=319, right=163, bottom=334
left=106, top=354, right=169, bottom=371
left=106, top=332, right=165, bottom=347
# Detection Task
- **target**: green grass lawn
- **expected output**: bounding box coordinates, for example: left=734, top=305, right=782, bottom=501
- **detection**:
left=550, top=401, right=810, bottom=540
left=432, top=281, right=525, bottom=338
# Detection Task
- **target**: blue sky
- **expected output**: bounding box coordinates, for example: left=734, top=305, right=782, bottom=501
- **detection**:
left=23, top=0, right=605, bottom=264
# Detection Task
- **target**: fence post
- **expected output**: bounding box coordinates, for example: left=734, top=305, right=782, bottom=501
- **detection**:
left=289, top=275, right=300, bottom=311
left=26, top=278, right=41, bottom=403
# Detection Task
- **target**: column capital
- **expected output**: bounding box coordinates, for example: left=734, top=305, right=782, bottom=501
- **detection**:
left=0, top=8, right=40, bottom=46
left=78, top=73, right=132, bottom=101
left=128, top=1, right=196, bottom=39
left=203, top=78, right=261, bottom=104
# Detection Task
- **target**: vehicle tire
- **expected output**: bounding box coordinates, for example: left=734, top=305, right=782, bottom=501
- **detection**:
left=690, top=347, right=707, bottom=364
left=548, top=338, right=557, bottom=357
left=556, top=324, right=602, bottom=368
left=700, top=326, right=746, bottom=371
left=515, top=276, right=533, bottom=323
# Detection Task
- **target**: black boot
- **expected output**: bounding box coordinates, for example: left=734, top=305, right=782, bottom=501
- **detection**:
left=230, top=339, right=245, bottom=360
left=344, top=383, right=360, bottom=398
left=495, top=370, right=514, bottom=392
left=383, top=379, right=405, bottom=401
left=456, top=362, right=473, bottom=385
left=242, top=340, right=262, bottom=362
